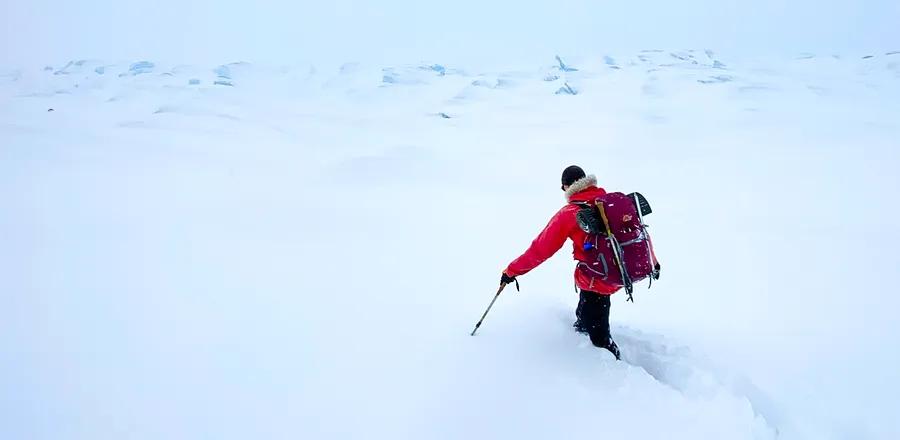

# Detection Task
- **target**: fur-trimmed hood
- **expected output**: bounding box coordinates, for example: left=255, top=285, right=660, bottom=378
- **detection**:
left=565, top=174, right=598, bottom=201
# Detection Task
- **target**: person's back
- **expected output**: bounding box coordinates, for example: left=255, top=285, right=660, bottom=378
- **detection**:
left=500, top=165, right=621, bottom=358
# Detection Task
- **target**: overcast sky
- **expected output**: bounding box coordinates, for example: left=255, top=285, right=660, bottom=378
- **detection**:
left=2, top=0, right=899, bottom=67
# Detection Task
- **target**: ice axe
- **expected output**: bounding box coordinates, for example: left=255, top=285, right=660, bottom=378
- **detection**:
left=470, top=279, right=519, bottom=336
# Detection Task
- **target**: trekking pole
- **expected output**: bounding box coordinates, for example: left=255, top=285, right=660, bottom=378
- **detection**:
left=470, top=280, right=518, bottom=336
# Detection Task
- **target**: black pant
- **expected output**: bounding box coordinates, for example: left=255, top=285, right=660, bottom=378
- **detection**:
left=575, top=290, right=617, bottom=354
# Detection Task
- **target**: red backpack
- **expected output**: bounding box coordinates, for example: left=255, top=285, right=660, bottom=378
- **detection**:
left=573, top=192, right=660, bottom=301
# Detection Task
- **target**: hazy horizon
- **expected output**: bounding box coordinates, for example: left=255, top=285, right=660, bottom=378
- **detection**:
left=3, top=0, right=899, bottom=67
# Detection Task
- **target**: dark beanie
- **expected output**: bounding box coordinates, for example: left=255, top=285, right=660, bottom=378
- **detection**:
left=561, top=165, right=586, bottom=186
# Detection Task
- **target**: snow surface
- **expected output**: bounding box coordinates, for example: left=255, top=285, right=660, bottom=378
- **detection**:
left=2, top=51, right=899, bottom=439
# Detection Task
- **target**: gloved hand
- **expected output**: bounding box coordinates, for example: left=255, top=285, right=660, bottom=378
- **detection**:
left=653, top=262, right=661, bottom=280
left=500, top=272, right=520, bottom=291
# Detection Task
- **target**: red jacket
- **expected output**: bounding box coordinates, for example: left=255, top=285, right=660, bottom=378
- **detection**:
left=504, top=177, right=619, bottom=295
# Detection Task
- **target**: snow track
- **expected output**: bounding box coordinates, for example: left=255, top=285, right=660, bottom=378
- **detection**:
left=617, top=327, right=783, bottom=435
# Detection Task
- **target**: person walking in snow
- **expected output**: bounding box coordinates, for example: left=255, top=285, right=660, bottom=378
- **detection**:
left=501, top=165, right=622, bottom=359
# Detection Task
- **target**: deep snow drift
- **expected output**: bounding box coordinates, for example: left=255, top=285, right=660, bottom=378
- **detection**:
left=2, top=51, right=899, bottom=439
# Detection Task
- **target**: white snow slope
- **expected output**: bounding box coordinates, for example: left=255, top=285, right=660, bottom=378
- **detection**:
left=2, top=51, right=899, bottom=439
